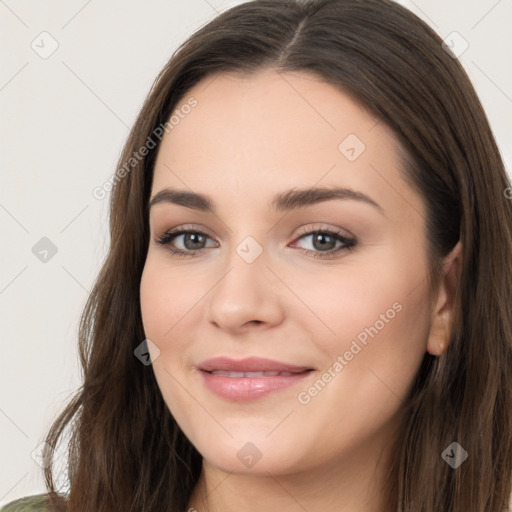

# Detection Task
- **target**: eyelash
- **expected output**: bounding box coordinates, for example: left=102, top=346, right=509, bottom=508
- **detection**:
left=156, top=225, right=357, bottom=259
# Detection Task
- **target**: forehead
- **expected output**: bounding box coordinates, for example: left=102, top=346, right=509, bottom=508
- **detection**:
left=151, top=68, right=424, bottom=224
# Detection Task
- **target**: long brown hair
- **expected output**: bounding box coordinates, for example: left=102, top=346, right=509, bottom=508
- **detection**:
left=40, top=0, right=512, bottom=510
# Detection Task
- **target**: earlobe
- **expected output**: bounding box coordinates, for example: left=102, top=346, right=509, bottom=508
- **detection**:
left=426, top=240, right=463, bottom=357
left=426, top=324, right=448, bottom=357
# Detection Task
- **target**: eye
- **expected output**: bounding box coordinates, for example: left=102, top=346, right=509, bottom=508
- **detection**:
left=290, top=226, right=356, bottom=258
left=155, top=224, right=356, bottom=258
left=156, top=227, right=217, bottom=257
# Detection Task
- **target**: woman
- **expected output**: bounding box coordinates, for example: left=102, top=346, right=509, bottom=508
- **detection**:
left=3, top=0, right=511, bottom=510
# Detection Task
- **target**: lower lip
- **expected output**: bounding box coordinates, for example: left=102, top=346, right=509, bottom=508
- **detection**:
left=200, top=370, right=314, bottom=401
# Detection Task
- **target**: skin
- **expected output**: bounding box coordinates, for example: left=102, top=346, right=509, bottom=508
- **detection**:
left=139, top=68, right=462, bottom=512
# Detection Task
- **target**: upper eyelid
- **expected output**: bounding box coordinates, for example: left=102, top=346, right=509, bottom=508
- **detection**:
left=156, top=224, right=351, bottom=240
left=156, top=224, right=216, bottom=241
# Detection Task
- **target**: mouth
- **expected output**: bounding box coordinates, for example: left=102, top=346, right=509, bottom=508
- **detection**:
left=197, top=356, right=316, bottom=401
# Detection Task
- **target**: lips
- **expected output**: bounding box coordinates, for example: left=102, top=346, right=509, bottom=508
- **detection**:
left=197, top=356, right=315, bottom=401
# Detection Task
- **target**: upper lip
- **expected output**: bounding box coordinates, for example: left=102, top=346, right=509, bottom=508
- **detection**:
left=198, top=356, right=314, bottom=373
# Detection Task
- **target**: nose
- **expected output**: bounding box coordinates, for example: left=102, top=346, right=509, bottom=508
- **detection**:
left=205, top=245, right=286, bottom=334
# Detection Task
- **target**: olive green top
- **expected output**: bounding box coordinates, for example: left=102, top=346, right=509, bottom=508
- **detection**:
left=0, top=495, right=54, bottom=512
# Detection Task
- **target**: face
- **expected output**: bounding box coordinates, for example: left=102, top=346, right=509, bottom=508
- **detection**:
left=140, top=68, right=440, bottom=477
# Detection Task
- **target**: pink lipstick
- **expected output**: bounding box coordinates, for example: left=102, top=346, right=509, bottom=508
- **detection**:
left=197, top=356, right=315, bottom=401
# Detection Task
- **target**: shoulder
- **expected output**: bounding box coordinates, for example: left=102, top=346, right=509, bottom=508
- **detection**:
left=0, top=494, right=55, bottom=512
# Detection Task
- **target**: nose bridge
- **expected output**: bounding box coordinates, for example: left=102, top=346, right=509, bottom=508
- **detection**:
left=205, top=231, right=284, bottom=330
left=214, top=232, right=269, bottom=301
left=234, top=233, right=266, bottom=266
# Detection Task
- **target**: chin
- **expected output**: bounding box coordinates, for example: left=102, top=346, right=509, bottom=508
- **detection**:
left=191, top=431, right=306, bottom=476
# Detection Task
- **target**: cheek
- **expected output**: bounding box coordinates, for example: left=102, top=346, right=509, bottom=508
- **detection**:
left=139, top=259, right=199, bottom=423
left=139, top=257, right=200, bottom=343
left=288, top=260, right=419, bottom=346
left=289, top=271, right=431, bottom=462
left=291, top=255, right=432, bottom=395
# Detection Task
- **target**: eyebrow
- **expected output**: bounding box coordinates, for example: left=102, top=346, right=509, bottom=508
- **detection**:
left=148, top=186, right=384, bottom=215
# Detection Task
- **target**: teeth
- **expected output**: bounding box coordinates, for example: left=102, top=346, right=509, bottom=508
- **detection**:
left=210, top=370, right=296, bottom=377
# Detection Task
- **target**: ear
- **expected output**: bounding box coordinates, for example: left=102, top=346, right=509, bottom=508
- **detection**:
left=426, top=241, right=463, bottom=357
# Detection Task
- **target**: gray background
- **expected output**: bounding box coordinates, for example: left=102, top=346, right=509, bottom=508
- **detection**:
left=1, top=0, right=511, bottom=504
